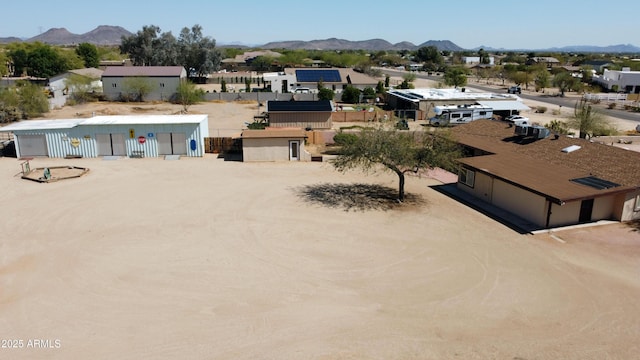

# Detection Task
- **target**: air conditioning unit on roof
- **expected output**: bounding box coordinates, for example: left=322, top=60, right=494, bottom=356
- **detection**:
left=515, top=125, right=529, bottom=136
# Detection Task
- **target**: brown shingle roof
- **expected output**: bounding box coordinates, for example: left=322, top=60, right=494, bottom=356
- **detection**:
left=452, top=120, right=640, bottom=203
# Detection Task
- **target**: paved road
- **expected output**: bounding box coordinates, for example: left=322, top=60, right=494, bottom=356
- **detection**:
left=378, top=67, right=640, bottom=125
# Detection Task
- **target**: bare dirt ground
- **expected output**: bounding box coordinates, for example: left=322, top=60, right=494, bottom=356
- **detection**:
left=1, top=85, right=639, bottom=359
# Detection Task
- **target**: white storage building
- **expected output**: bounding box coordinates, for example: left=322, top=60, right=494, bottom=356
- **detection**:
left=0, top=114, right=209, bottom=158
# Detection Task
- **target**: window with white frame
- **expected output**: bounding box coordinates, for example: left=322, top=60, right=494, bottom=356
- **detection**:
left=459, top=168, right=475, bottom=187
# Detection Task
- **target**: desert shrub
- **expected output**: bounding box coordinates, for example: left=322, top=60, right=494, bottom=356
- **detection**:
left=333, top=132, right=358, bottom=146
left=545, top=119, right=569, bottom=135
left=0, top=106, right=24, bottom=123
left=536, top=106, right=547, bottom=113
left=608, top=102, right=617, bottom=109
left=552, top=109, right=561, bottom=115
left=592, top=124, right=618, bottom=137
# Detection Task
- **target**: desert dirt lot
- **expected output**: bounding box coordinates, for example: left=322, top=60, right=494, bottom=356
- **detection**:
left=1, top=84, right=640, bottom=359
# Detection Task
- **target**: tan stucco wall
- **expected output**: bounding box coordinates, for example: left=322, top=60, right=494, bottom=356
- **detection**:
left=618, top=190, right=640, bottom=222
left=465, top=171, right=493, bottom=203
left=242, top=137, right=309, bottom=162
left=492, top=179, right=547, bottom=227
left=592, top=196, right=615, bottom=220
left=548, top=201, right=580, bottom=227
left=457, top=170, right=636, bottom=228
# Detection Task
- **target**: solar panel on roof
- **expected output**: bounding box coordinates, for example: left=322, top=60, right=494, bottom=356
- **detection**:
left=267, top=100, right=333, bottom=112
left=295, top=69, right=341, bottom=83
left=570, top=176, right=620, bottom=190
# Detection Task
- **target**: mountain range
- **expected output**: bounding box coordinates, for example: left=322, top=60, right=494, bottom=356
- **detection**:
left=2, top=26, right=640, bottom=53
left=0, top=26, right=132, bottom=46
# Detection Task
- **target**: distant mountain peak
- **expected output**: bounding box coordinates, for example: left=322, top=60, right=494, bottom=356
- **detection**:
left=18, top=25, right=133, bottom=45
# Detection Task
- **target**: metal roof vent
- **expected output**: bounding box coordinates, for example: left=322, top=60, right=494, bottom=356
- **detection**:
left=562, top=145, right=581, bottom=153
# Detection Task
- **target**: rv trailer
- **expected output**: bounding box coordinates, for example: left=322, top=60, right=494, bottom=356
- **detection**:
left=429, top=104, right=493, bottom=126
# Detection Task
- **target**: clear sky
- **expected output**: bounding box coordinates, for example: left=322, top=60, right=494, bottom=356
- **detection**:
left=2, top=0, right=639, bottom=50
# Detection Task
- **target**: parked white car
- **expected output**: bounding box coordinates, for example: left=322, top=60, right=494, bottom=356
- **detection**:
left=505, top=115, right=530, bottom=126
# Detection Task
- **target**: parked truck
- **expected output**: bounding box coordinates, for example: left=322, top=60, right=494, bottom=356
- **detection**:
left=429, top=104, right=493, bottom=126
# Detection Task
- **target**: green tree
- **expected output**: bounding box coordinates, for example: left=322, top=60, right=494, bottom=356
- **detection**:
left=570, top=98, right=612, bottom=139
left=250, top=56, right=273, bottom=71
left=552, top=72, right=577, bottom=96
left=121, top=76, right=155, bottom=102
left=415, top=45, right=444, bottom=71
left=75, top=43, right=100, bottom=68
left=7, top=47, right=28, bottom=76
left=545, top=119, right=569, bottom=135
left=17, top=82, right=49, bottom=118
left=0, top=87, right=23, bottom=122
left=362, top=86, right=376, bottom=100
left=397, top=73, right=416, bottom=89
left=331, top=126, right=461, bottom=202
left=376, top=80, right=385, bottom=94
left=177, top=24, right=222, bottom=78
left=443, top=67, right=468, bottom=88
left=220, top=79, right=227, bottom=92
left=56, top=47, right=84, bottom=70
left=478, top=48, right=490, bottom=64
left=120, top=24, right=221, bottom=77
left=120, top=25, right=162, bottom=66
left=0, top=51, right=9, bottom=77
left=23, top=43, right=68, bottom=78
left=318, top=88, right=335, bottom=101
left=534, top=69, right=551, bottom=92
left=64, top=73, right=97, bottom=104
left=341, top=86, right=361, bottom=103
left=175, top=81, right=205, bottom=112
left=510, top=71, right=530, bottom=87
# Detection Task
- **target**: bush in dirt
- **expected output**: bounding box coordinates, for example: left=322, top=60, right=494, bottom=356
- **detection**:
left=608, top=102, right=617, bottom=109
left=536, top=106, right=547, bottom=113
left=333, top=132, right=358, bottom=146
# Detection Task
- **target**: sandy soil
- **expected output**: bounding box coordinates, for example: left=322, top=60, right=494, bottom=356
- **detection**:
left=1, top=156, right=640, bottom=359
left=1, top=84, right=639, bottom=359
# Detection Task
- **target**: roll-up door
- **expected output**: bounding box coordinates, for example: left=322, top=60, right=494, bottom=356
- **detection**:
left=157, top=133, right=187, bottom=155
left=18, top=134, right=48, bottom=157
left=96, top=133, right=127, bottom=156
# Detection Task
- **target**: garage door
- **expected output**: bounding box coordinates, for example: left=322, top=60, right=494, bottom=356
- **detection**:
left=96, top=133, right=126, bottom=156
left=18, top=134, right=48, bottom=157
left=157, top=133, right=187, bottom=155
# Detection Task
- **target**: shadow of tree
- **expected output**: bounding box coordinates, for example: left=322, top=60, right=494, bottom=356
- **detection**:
left=626, top=219, right=640, bottom=232
left=295, top=182, right=424, bottom=212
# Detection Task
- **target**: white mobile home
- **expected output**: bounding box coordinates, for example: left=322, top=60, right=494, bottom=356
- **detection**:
left=0, top=114, right=208, bottom=158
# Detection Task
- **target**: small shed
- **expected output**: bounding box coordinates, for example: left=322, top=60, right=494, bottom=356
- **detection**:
left=266, top=100, right=334, bottom=129
left=240, top=128, right=310, bottom=162
left=0, top=114, right=208, bottom=158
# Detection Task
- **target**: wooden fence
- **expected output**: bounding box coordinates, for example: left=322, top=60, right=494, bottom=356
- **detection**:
left=204, top=137, right=241, bottom=154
